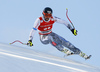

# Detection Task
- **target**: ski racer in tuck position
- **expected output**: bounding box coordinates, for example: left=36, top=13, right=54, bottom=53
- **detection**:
left=27, top=7, right=91, bottom=59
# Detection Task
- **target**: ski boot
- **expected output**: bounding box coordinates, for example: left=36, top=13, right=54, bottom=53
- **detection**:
left=79, top=52, right=91, bottom=60
left=62, top=48, right=74, bottom=56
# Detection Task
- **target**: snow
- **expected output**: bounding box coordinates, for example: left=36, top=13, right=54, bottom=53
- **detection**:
left=0, top=43, right=100, bottom=72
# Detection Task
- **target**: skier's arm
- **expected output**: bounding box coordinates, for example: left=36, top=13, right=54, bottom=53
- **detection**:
left=29, top=18, right=40, bottom=40
left=54, top=16, right=72, bottom=30
left=54, top=16, right=77, bottom=36
left=27, top=18, right=40, bottom=46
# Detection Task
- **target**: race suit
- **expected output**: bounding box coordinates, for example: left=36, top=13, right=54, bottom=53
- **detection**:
left=29, top=16, right=81, bottom=54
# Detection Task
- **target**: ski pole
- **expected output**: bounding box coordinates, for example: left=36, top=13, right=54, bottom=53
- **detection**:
left=9, top=40, right=27, bottom=45
left=66, top=8, right=75, bottom=29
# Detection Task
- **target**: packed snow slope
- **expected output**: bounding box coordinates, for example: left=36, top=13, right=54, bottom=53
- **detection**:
left=0, top=43, right=100, bottom=72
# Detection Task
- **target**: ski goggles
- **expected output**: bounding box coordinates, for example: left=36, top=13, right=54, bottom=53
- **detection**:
left=43, top=12, right=52, bottom=17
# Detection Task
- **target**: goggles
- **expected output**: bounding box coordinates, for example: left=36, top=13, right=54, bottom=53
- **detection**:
left=43, top=12, right=52, bottom=17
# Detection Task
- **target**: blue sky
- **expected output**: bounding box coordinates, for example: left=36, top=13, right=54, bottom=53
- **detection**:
left=0, top=0, right=100, bottom=67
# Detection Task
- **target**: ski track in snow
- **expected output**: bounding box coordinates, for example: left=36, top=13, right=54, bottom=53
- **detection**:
left=0, top=51, right=87, bottom=72
left=0, top=43, right=100, bottom=72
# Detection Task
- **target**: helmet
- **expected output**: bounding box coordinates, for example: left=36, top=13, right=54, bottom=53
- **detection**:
left=43, top=7, right=53, bottom=14
left=42, top=7, right=53, bottom=18
left=42, top=7, right=53, bottom=20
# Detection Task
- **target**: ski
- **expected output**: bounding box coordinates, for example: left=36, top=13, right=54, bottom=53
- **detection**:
left=85, top=55, right=92, bottom=60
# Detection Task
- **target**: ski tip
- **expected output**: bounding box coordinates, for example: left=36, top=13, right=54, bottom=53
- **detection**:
left=89, top=55, right=92, bottom=58
left=85, top=55, right=92, bottom=60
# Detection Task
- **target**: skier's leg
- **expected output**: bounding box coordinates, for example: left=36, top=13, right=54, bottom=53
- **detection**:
left=59, top=36, right=81, bottom=54
left=48, top=32, right=73, bottom=55
left=59, top=36, right=91, bottom=59
left=39, top=35, right=49, bottom=44
left=48, top=32, right=64, bottom=51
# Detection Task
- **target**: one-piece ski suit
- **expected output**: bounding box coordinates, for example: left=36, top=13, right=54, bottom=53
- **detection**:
left=29, top=16, right=81, bottom=54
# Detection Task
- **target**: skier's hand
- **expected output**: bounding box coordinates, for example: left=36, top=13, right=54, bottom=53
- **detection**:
left=71, top=29, right=77, bottom=36
left=27, top=40, right=33, bottom=47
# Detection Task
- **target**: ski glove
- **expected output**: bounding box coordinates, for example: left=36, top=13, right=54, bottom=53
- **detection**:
left=71, top=29, right=77, bottom=36
left=27, top=40, right=33, bottom=46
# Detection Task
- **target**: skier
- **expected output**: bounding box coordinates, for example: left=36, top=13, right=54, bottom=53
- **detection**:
left=27, top=7, right=91, bottom=59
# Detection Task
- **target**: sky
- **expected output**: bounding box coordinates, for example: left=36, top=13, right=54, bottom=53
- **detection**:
left=0, top=0, right=100, bottom=67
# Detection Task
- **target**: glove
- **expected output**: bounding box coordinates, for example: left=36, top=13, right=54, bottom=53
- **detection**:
left=27, top=40, right=33, bottom=46
left=71, top=29, right=77, bottom=36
